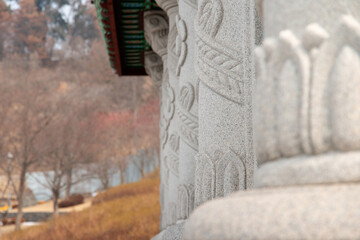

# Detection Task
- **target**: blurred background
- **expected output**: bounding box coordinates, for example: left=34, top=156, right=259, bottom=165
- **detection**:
left=0, top=0, right=160, bottom=238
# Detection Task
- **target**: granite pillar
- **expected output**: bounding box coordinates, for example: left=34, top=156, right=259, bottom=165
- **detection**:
left=155, top=0, right=180, bottom=229
left=184, top=2, right=360, bottom=239
left=176, top=0, right=198, bottom=221
left=143, top=10, right=170, bottom=230
left=194, top=0, right=256, bottom=207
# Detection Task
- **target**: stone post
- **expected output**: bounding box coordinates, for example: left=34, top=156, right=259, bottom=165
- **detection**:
left=194, top=0, right=256, bottom=207
left=176, top=0, right=198, bottom=221
left=143, top=10, right=170, bottom=230
left=155, top=0, right=180, bottom=228
left=184, top=2, right=360, bottom=240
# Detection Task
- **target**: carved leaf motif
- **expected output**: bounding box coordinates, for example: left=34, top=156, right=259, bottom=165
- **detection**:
left=163, top=82, right=175, bottom=121
left=178, top=111, right=198, bottom=131
left=176, top=15, right=187, bottom=41
left=160, top=125, right=168, bottom=148
left=198, top=0, right=223, bottom=37
left=197, top=38, right=241, bottom=73
left=330, top=46, right=360, bottom=151
left=179, top=83, right=195, bottom=111
left=197, top=57, right=243, bottom=103
left=176, top=42, right=187, bottom=76
left=176, top=35, right=182, bottom=56
left=180, top=124, right=198, bottom=149
left=175, top=15, right=188, bottom=76
left=169, top=134, right=180, bottom=153
left=177, top=184, right=195, bottom=219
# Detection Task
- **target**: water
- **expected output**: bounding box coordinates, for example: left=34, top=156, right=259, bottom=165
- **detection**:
left=26, top=154, right=158, bottom=201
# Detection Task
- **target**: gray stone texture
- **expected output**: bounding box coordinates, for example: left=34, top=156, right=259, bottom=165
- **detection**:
left=152, top=221, right=185, bottom=240
left=144, top=7, right=170, bottom=230
left=255, top=151, right=360, bottom=188
left=144, top=11, right=169, bottom=58
left=144, top=51, right=163, bottom=89
left=255, top=15, right=360, bottom=165
left=176, top=0, right=198, bottom=221
left=183, top=184, right=360, bottom=240
left=156, top=0, right=180, bottom=228
left=195, top=0, right=256, bottom=207
left=263, top=0, right=360, bottom=38
left=149, top=0, right=360, bottom=239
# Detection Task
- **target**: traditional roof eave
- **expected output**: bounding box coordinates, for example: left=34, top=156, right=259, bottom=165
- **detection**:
left=94, top=0, right=122, bottom=75
left=93, top=0, right=161, bottom=76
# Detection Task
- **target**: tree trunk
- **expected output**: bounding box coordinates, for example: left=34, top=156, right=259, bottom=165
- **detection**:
left=120, top=170, right=125, bottom=184
left=141, top=157, right=146, bottom=177
left=65, top=170, right=72, bottom=198
left=15, top=166, right=27, bottom=230
left=53, top=190, right=59, bottom=217
left=141, top=169, right=145, bottom=178
left=102, top=175, right=109, bottom=190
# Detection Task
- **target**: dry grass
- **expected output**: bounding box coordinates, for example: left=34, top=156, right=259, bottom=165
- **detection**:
left=2, top=169, right=160, bottom=240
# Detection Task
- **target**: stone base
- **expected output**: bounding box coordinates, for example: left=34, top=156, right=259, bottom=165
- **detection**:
left=183, top=184, right=360, bottom=240
left=152, top=221, right=186, bottom=240
left=255, top=151, right=360, bottom=188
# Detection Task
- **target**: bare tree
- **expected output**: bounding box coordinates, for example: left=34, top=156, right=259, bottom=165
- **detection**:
left=32, top=77, right=105, bottom=216
left=0, top=57, right=57, bottom=229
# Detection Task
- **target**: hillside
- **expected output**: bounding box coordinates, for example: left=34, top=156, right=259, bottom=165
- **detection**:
left=2, top=170, right=160, bottom=240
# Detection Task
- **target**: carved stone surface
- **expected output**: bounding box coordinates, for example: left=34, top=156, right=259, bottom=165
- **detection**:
left=208, top=11, right=360, bottom=240
left=144, top=51, right=163, bottom=89
left=177, top=184, right=194, bottom=219
left=254, top=30, right=311, bottom=164
left=195, top=149, right=246, bottom=207
left=155, top=0, right=178, bottom=16
left=143, top=9, right=170, bottom=231
left=263, top=0, right=360, bottom=38
left=255, top=151, right=360, bottom=188
left=194, top=0, right=255, bottom=206
left=176, top=0, right=199, bottom=221
left=312, top=16, right=360, bottom=154
left=255, top=15, right=360, bottom=165
left=156, top=0, right=180, bottom=228
left=175, top=15, right=187, bottom=76
left=174, top=2, right=360, bottom=240
left=144, top=11, right=169, bottom=57
left=255, top=7, right=263, bottom=45
left=152, top=221, right=185, bottom=240
left=184, top=184, right=360, bottom=240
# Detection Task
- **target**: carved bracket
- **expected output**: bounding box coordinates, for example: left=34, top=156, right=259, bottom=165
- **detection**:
left=144, top=10, right=169, bottom=57
left=144, top=51, right=163, bottom=88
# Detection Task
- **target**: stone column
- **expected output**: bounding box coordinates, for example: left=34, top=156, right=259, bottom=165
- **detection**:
left=176, top=0, right=198, bottom=221
left=155, top=0, right=180, bottom=228
left=143, top=10, right=170, bottom=230
left=183, top=2, right=360, bottom=240
left=184, top=12, right=360, bottom=240
left=194, top=0, right=256, bottom=207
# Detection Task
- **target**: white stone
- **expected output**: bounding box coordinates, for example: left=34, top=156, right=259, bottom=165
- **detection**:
left=156, top=0, right=181, bottom=228
left=255, top=151, right=360, bottom=188
left=263, top=0, right=360, bottom=38
left=176, top=0, right=198, bottom=221
left=184, top=184, right=360, bottom=240
left=194, top=0, right=256, bottom=207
